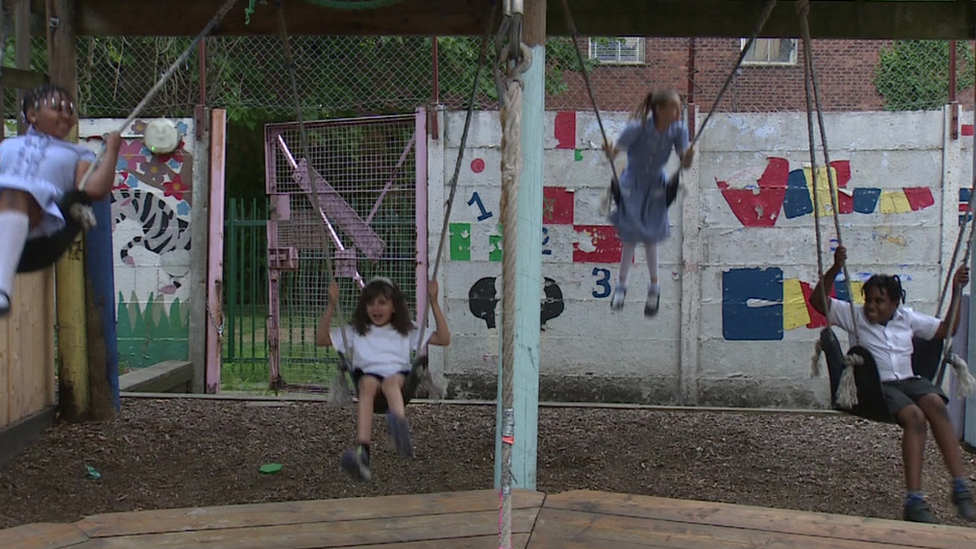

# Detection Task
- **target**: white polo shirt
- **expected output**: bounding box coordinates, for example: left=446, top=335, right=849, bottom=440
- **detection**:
left=330, top=322, right=433, bottom=378
left=826, top=297, right=941, bottom=382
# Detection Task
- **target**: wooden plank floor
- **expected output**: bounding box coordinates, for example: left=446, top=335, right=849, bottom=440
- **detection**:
left=1, top=489, right=974, bottom=549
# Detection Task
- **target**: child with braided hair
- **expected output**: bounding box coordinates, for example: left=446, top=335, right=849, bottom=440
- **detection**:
left=0, top=84, right=121, bottom=316
left=605, top=89, right=693, bottom=317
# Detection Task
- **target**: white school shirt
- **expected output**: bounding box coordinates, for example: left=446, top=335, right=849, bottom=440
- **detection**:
left=0, top=126, right=97, bottom=238
left=329, top=322, right=433, bottom=378
left=826, top=297, right=941, bottom=382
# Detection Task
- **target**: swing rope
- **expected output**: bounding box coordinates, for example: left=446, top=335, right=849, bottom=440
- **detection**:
left=273, top=0, right=493, bottom=403
left=800, top=0, right=976, bottom=403
left=799, top=0, right=862, bottom=408
left=557, top=0, right=777, bottom=210
left=413, top=0, right=498, bottom=379
left=77, top=0, right=241, bottom=195
left=493, top=2, right=531, bottom=545
left=687, top=0, right=778, bottom=152
left=273, top=0, right=358, bottom=403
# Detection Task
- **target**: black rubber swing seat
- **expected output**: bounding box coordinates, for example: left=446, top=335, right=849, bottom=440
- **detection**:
left=17, top=190, right=92, bottom=274
left=337, top=353, right=428, bottom=414
left=609, top=170, right=680, bottom=209
left=819, top=327, right=945, bottom=423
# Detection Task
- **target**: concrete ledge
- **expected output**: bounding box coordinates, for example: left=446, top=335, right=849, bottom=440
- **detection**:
left=119, top=361, right=193, bottom=394
left=0, top=407, right=56, bottom=466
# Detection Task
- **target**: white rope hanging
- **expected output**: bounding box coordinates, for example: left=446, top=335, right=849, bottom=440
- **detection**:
left=493, top=2, right=532, bottom=546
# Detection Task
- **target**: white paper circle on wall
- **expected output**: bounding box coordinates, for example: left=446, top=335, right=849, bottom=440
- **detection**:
left=143, top=118, right=180, bottom=155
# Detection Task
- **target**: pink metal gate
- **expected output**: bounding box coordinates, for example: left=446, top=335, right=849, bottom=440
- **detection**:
left=263, top=110, right=427, bottom=392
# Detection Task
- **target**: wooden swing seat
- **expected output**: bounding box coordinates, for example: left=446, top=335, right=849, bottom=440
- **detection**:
left=819, top=327, right=945, bottom=423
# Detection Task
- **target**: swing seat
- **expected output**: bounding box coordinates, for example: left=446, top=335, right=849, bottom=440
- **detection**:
left=337, top=353, right=427, bottom=414
left=17, top=190, right=92, bottom=273
left=608, top=171, right=679, bottom=208
left=819, top=327, right=944, bottom=423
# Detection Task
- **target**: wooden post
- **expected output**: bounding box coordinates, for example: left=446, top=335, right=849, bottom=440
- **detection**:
left=189, top=108, right=212, bottom=393
left=205, top=109, right=228, bottom=394
left=47, top=0, right=89, bottom=422
left=494, top=0, right=544, bottom=491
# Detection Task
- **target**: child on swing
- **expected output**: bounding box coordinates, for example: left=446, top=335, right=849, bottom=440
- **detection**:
left=0, top=84, right=121, bottom=316
left=316, top=276, right=450, bottom=481
left=605, top=89, right=694, bottom=317
left=810, top=245, right=974, bottom=524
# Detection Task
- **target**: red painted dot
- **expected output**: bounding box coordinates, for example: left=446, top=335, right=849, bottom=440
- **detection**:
left=471, top=158, right=485, bottom=173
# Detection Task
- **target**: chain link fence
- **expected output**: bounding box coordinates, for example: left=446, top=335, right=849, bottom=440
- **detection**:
left=5, top=35, right=971, bottom=121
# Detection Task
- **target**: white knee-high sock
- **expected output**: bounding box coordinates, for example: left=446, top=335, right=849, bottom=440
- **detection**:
left=0, top=211, right=30, bottom=303
left=644, top=242, right=659, bottom=290
left=618, top=242, right=638, bottom=287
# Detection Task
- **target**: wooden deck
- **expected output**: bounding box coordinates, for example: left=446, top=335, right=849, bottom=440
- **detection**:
left=2, top=489, right=974, bottom=548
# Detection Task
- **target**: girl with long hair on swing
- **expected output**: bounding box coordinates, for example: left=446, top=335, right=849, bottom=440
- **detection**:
left=316, top=277, right=450, bottom=481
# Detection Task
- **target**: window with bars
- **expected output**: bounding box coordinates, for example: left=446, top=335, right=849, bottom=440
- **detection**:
left=741, top=38, right=798, bottom=66
left=588, top=37, right=645, bottom=64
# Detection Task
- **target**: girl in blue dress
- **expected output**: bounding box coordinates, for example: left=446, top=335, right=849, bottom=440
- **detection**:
left=0, top=84, right=121, bottom=316
left=605, top=89, right=694, bottom=317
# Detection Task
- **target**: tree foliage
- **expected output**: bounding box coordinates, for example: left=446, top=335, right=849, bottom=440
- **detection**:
left=874, top=40, right=975, bottom=111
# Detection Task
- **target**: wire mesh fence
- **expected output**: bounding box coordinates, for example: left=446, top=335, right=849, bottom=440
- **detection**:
left=7, top=35, right=971, bottom=122
left=264, top=113, right=420, bottom=390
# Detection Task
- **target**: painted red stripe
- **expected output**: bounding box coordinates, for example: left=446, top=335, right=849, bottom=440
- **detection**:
left=554, top=111, right=576, bottom=150
left=962, top=124, right=974, bottom=136
left=573, top=225, right=622, bottom=263
left=903, top=187, right=935, bottom=211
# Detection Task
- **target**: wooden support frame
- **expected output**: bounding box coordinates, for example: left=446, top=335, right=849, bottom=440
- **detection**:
left=7, top=0, right=976, bottom=40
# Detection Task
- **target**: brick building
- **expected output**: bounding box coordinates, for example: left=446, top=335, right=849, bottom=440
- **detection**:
left=545, top=37, right=973, bottom=114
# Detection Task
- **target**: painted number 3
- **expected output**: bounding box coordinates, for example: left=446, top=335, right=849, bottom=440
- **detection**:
left=592, top=268, right=611, bottom=298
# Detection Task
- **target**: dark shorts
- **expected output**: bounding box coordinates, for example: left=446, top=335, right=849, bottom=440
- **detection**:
left=881, top=377, right=948, bottom=416
left=352, top=369, right=409, bottom=384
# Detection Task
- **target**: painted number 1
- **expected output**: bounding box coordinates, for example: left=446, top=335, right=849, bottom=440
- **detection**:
left=592, top=267, right=611, bottom=298
left=468, top=191, right=493, bottom=221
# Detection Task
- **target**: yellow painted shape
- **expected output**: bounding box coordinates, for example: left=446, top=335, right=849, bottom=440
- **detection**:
left=783, top=278, right=811, bottom=331
left=803, top=166, right=839, bottom=217
left=879, top=190, right=912, bottom=214
left=848, top=280, right=865, bottom=305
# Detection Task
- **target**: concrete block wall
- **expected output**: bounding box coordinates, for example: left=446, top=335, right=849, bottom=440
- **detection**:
left=427, top=106, right=973, bottom=409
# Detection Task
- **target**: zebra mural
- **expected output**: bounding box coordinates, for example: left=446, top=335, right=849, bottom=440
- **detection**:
left=111, top=188, right=192, bottom=267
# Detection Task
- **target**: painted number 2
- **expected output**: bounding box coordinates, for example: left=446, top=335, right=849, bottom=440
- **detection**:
left=592, top=268, right=611, bottom=298
left=542, top=227, right=552, bottom=256
left=468, top=191, right=493, bottom=221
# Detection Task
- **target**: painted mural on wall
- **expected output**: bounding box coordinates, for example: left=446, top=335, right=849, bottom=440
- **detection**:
left=717, top=157, right=935, bottom=227
left=83, top=118, right=194, bottom=368
left=715, top=155, right=938, bottom=341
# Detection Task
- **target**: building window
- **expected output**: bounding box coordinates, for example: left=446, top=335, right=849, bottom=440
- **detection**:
left=741, top=38, right=797, bottom=66
left=588, top=37, right=645, bottom=64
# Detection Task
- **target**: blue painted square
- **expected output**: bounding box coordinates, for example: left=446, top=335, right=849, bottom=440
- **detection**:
left=852, top=188, right=882, bottom=214
left=783, top=169, right=813, bottom=219
left=722, top=268, right=783, bottom=341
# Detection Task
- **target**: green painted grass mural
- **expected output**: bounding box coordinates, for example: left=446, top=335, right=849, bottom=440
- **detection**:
left=117, top=292, right=189, bottom=369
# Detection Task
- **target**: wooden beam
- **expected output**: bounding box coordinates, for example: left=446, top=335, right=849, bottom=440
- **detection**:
left=0, top=68, right=48, bottom=90
left=56, top=0, right=976, bottom=39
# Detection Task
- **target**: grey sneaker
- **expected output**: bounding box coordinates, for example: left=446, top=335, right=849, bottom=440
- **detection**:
left=644, top=285, right=660, bottom=317
left=340, top=446, right=371, bottom=481
left=953, top=488, right=975, bottom=522
left=387, top=414, right=414, bottom=457
left=903, top=498, right=940, bottom=524
left=610, top=285, right=626, bottom=311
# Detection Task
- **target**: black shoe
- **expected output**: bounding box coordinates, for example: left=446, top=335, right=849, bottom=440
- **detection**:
left=0, top=291, right=10, bottom=317
left=387, top=414, right=414, bottom=457
left=953, top=488, right=976, bottom=522
left=903, top=498, right=940, bottom=524
left=340, top=446, right=371, bottom=481
left=644, top=286, right=660, bottom=317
